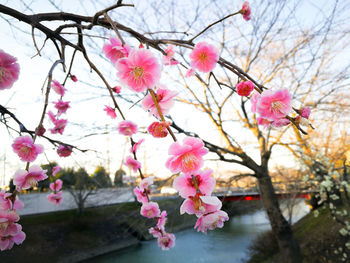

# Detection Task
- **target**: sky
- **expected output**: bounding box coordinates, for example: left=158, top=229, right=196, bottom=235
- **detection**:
left=0, top=0, right=349, bottom=187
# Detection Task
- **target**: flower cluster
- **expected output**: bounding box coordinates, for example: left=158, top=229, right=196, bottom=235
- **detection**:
left=134, top=177, right=175, bottom=250
left=168, top=137, right=229, bottom=233
left=48, top=79, right=73, bottom=157
left=47, top=177, right=63, bottom=205
left=0, top=192, right=25, bottom=251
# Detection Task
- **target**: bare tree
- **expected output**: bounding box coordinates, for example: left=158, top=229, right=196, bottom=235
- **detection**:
left=1, top=0, right=350, bottom=261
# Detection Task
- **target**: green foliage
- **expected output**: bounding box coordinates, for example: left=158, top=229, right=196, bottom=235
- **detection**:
left=92, top=166, right=112, bottom=188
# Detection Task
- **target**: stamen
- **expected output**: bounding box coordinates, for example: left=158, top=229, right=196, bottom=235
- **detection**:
left=133, top=67, right=144, bottom=80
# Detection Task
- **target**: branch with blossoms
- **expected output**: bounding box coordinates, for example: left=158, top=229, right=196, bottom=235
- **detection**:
left=0, top=1, right=317, bottom=253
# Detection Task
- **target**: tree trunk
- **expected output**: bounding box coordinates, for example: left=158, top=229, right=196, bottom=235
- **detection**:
left=257, top=171, right=302, bottom=262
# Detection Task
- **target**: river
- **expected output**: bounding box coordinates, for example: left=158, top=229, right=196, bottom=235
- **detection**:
left=87, top=199, right=309, bottom=263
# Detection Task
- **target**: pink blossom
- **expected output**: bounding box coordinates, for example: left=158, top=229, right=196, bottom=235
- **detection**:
left=194, top=210, right=229, bottom=233
left=133, top=187, right=148, bottom=203
left=256, top=89, right=292, bottom=121
left=35, top=125, right=46, bottom=136
left=236, top=81, right=254, bottom=97
left=157, top=233, right=175, bottom=250
left=47, top=192, right=63, bottom=205
left=142, top=88, right=177, bottom=118
left=185, top=68, right=195, bottom=78
left=162, top=45, right=179, bottom=66
left=173, top=169, right=215, bottom=198
left=189, top=42, right=219, bottom=73
left=157, top=211, right=167, bottom=230
left=0, top=211, right=20, bottom=236
left=148, top=121, right=171, bottom=138
left=131, top=139, right=144, bottom=154
left=12, top=135, right=44, bottom=162
left=49, top=118, right=67, bottom=135
left=180, top=195, right=222, bottom=217
left=112, top=86, right=122, bottom=93
left=257, top=117, right=272, bottom=129
left=70, top=75, right=78, bottom=82
left=166, top=136, right=208, bottom=175
left=116, top=49, right=161, bottom=92
left=149, top=227, right=162, bottom=238
left=241, top=2, right=251, bottom=21
left=117, top=120, right=138, bottom=136
left=104, top=105, right=117, bottom=119
left=52, top=165, right=61, bottom=177
left=140, top=201, right=160, bottom=218
left=103, top=37, right=130, bottom=64
left=57, top=145, right=72, bottom=157
left=250, top=92, right=260, bottom=113
left=0, top=49, right=20, bottom=90
left=0, top=229, right=25, bottom=251
left=49, top=179, right=63, bottom=192
left=125, top=156, right=141, bottom=172
left=54, top=100, right=70, bottom=116
left=272, top=118, right=290, bottom=127
left=13, top=165, right=48, bottom=190
left=51, top=80, right=66, bottom=96
left=139, top=176, right=154, bottom=190
left=300, top=107, right=311, bottom=119
left=0, top=191, right=24, bottom=211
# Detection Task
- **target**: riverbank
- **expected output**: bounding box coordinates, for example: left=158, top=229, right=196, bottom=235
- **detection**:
left=247, top=204, right=350, bottom=263
left=0, top=197, right=262, bottom=262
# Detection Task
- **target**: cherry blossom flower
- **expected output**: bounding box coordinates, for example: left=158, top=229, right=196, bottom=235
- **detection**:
left=157, top=211, right=167, bottom=230
left=116, top=49, right=161, bottom=92
left=166, top=136, right=208, bottom=175
left=0, top=228, right=25, bottom=251
left=70, top=75, right=78, bottom=82
left=49, top=118, right=67, bottom=135
left=300, top=107, right=311, bottom=119
left=257, top=117, right=290, bottom=129
left=256, top=89, right=292, bottom=121
left=49, top=179, right=63, bottom=192
left=0, top=211, right=20, bottom=236
left=131, top=139, right=144, bottom=154
left=194, top=210, right=229, bottom=233
left=47, top=192, right=63, bottom=205
left=180, top=195, right=222, bottom=217
left=52, top=166, right=61, bottom=177
left=112, top=86, right=121, bottom=93
left=103, top=37, right=130, bottom=64
left=236, top=81, right=254, bottom=97
left=57, top=145, right=72, bottom=157
left=117, top=120, right=138, bottom=136
left=257, top=117, right=272, bottom=129
left=12, top=135, right=44, bottom=162
left=104, top=105, right=117, bottom=119
left=173, top=169, right=215, bottom=198
left=250, top=92, right=260, bottom=113
left=35, top=125, right=46, bottom=136
left=0, top=191, right=24, bottom=211
left=133, top=187, right=148, bottom=203
left=0, top=49, right=20, bottom=90
left=162, top=45, right=179, bottom=66
left=142, top=88, right=177, bottom=118
left=13, top=165, right=48, bottom=190
left=125, top=156, right=141, bottom=172
left=189, top=42, right=219, bottom=73
left=149, top=227, right=162, bottom=238
left=54, top=100, right=70, bottom=116
left=139, top=176, right=154, bottom=190
left=185, top=68, right=195, bottom=78
left=140, top=202, right=160, bottom=218
left=51, top=80, right=66, bottom=96
left=241, top=1, right=251, bottom=21
left=157, top=233, right=175, bottom=250
left=148, top=121, right=171, bottom=138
